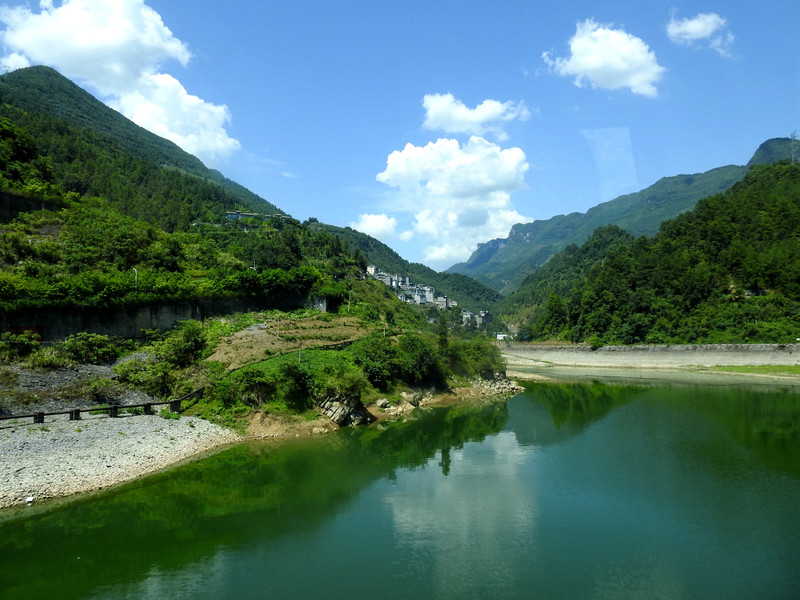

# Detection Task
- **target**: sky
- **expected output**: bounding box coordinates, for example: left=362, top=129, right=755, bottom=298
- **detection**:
left=1, top=1, right=798, bottom=270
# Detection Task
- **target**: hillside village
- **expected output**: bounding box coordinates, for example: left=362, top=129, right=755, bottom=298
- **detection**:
left=367, top=265, right=494, bottom=328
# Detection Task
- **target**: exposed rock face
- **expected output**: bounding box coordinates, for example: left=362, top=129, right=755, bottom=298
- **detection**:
left=316, top=396, right=372, bottom=426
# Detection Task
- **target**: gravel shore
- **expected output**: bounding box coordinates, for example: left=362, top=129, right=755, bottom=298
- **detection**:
left=0, top=412, right=240, bottom=510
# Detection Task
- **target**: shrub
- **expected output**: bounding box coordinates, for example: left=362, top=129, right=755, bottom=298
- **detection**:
left=308, top=364, right=369, bottom=402
left=25, top=347, right=70, bottom=370
left=349, top=333, right=398, bottom=391
left=446, top=338, right=505, bottom=379
left=62, top=332, right=120, bottom=364
left=236, top=369, right=279, bottom=407
left=0, top=330, right=41, bottom=362
left=113, top=358, right=175, bottom=398
left=159, top=407, right=180, bottom=420
left=396, top=333, right=443, bottom=387
left=0, top=367, right=18, bottom=387
left=157, top=320, right=206, bottom=367
left=278, top=362, right=312, bottom=412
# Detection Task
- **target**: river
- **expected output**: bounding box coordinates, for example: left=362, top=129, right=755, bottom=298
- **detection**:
left=1, top=379, right=799, bottom=599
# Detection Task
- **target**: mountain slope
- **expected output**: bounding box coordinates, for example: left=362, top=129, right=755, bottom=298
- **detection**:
left=495, top=225, right=635, bottom=330
left=448, top=138, right=797, bottom=294
left=527, top=163, right=800, bottom=345
left=0, top=66, right=282, bottom=222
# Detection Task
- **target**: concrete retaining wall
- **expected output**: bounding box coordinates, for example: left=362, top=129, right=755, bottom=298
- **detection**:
left=502, top=343, right=800, bottom=368
left=1, top=297, right=305, bottom=341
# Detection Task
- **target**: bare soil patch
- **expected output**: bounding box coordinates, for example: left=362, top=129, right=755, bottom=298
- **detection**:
left=245, top=411, right=335, bottom=438
left=206, top=315, right=373, bottom=370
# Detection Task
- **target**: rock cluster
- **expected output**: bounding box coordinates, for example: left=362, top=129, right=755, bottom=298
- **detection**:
left=316, top=396, right=373, bottom=426
left=469, top=375, right=525, bottom=397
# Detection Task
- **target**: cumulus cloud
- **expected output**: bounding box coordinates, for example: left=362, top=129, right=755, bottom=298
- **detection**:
left=111, top=73, right=240, bottom=163
left=422, top=93, right=531, bottom=141
left=0, top=0, right=239, bottom=165
left=351, top=213, right=412, bottom=241
left=375, top=136, right=530, bottom=268
left=667, top=13, right=734, bottom=57
left=543, top=19, right=665, bottom=98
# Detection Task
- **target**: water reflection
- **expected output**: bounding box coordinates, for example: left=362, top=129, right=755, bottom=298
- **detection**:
left=511, top=381, right=800, bottom=479
left=0, top=399, right=508, bottom=600
left=2, top=382, right=799, bottom=599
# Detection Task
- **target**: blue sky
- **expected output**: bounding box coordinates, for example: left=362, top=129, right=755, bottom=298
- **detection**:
left=1, top=1, right=798, bottom=270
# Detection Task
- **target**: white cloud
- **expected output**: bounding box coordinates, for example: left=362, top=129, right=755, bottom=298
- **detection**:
left=667, top=13, right=734, bottom=57
left=111, top=73, right=240, bottom=164
left=422, top=93, right=530, bottom=141
left=376, top=136, right=530, bottom=268
left=0, top=0, right=239, bottom=165
left=543, top=19, right=665, bottom=98
left=351, top=213, right=412, bottom=241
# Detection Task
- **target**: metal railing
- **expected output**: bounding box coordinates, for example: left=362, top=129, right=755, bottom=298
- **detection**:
left=0, top=388, right=204, bottom=425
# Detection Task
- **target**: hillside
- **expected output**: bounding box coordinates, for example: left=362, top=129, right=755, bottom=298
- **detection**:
left=310, top=222, right=502, bottom=311
left=513, top=163, right=800, bottom=345
left=448, top=138, right=797, bottom=294
left=0, top=66, right=502, bottom=312
left=495, top=225, right=635, bottom=330
left=0, top=66, right=282, bottom=228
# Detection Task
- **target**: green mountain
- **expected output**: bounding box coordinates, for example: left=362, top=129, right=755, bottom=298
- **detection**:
left=0, top=67, right=497, bottom=326
left=448, top=138, right=797, bottom=294
left=309, top=221, right=501, bottom=312
left=495, top=225, right=635, bottom=329
left=513, top=163, right=800, bottom=345
left=0, top=66, right=282, bottom=228
left=0, top=110, right=376, bottom=317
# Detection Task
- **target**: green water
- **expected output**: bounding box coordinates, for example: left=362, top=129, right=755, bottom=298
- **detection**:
left=1, top=382, right=799, bottom=599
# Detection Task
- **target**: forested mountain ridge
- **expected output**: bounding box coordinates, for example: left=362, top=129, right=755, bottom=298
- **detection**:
left=448, top=138, right=797, bottom=294
left=0, top=66, right=282, bottom=229
left=0, top=112, right=374, bottom=315
left=0, top=66, right=501, bottom=314
left=495, top=225, right=635, bottom=328
left=508, top=163, right=800, bottom=345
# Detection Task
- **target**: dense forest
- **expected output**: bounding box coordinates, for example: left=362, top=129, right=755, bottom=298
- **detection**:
left=0, top=66, right=499, bottom=312
left=0, top=82, right=507, bottom=424
left=507, top=163, right=800, bottom=345
left=0, top=110, right=370, bottom=314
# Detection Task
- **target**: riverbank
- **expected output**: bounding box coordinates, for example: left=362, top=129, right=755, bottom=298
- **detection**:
left=0, top=377, right=523, bottom=512
left=503, top=342, right=800, bottom=384
left=9, top=339, right=791, bottom=512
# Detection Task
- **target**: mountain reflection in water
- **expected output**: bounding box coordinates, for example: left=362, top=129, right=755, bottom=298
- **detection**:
left=1, top=383, right=799, bottom=600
